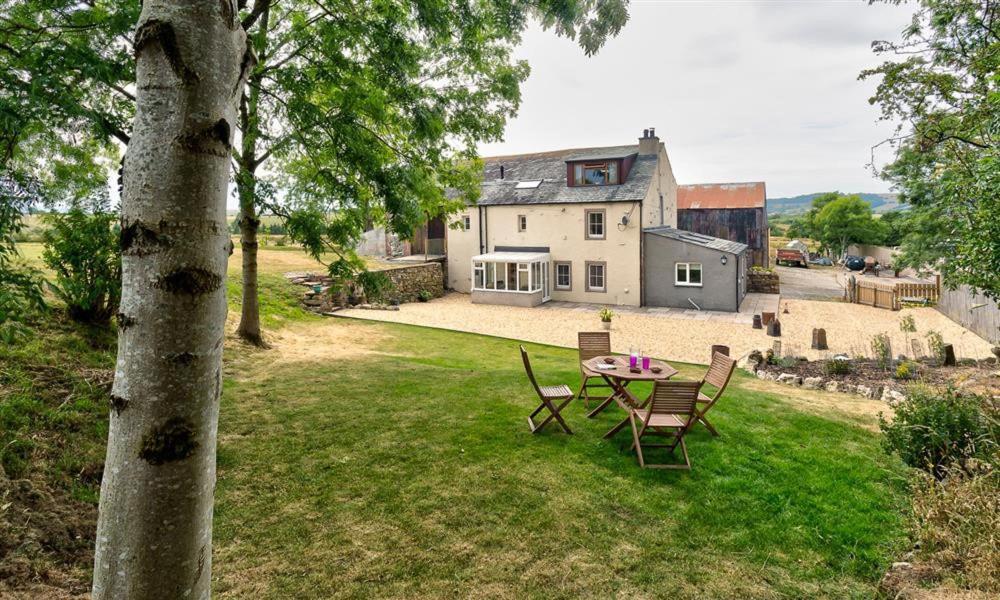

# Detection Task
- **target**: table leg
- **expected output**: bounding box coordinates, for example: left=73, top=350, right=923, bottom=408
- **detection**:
left=585, top=377, right=630, bottom=418
left=603, top=385, right=647, bottom=439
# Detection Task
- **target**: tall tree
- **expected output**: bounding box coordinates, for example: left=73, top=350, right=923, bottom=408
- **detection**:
left=91, top=0, right=251, bottom=597
left=864, top=0, right=1000, bottom=298
left=232, top=0, right=630, bottom=345
left=811, top=194, right=884, bottom=258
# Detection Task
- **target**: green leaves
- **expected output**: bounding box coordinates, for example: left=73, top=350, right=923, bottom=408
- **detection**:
left=864, top=0, right=1000, bottom=299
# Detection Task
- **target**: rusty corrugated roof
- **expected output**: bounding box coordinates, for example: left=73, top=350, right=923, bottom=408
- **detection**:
left=677, top=182, right=766, bottom=210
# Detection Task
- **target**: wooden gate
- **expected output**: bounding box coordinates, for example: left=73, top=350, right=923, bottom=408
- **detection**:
left=850, top=278, right=940, bottom=310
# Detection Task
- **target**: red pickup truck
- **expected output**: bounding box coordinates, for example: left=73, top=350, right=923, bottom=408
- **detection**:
left=776, top=240, right=809, bottom=268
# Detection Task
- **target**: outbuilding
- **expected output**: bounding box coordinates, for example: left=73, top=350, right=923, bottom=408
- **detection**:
left=677, top=182, right=768, bottom=268
left=643, top=226, right=749, bottom=312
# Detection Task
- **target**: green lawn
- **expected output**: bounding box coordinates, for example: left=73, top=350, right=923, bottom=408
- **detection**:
left=213, top=318, right=909, bottom=598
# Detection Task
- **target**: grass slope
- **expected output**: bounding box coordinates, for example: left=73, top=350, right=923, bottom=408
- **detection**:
left=214, top=319, right=908, bottom=598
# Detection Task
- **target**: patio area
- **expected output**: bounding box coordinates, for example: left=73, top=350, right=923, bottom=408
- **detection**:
left=336, top=292, right=995, bottom=364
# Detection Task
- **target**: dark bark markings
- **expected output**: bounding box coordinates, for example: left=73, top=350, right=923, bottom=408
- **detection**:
left=109, top=395, right=129, bottom=416
left=116, top=312, right=137, bottom=330
left=133, top=20, right=199, bottom=84
left=167, top=352, right=197, bottom=366
left=121, top=220, right=172, bottom=256
left=153, top=267, right=223, bottom=296
left=176, top=119, right=232, bottom=157
left=138, top=417, right=199, bottom=465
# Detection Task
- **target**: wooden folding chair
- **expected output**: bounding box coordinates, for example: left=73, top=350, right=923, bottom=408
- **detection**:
left=576, top=331, right=612, bottom=408
left=628, top=380, right=702, bottom=469
left=696, top=352, right=737, bottom=436
left=520, top=345, right=574, bottom=434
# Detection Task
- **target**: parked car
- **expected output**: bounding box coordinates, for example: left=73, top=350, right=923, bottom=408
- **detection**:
left=844, top=256, right=865, bottom=271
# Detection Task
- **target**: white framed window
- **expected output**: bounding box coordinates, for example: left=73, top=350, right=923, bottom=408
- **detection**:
left=554, top=261, right=572, bottom=290
left=675, top=262, right=703, bottom=287
left=518, top=214, right=527, bottom=232
left=585, top=209, right=605, bottom=240
left=473, top=261, right=485, bottom=288
left=462, top=215, right=471, bottom=231
left=586, top=261, right=606, bottom=293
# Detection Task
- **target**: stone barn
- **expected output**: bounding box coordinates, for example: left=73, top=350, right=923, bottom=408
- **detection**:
left=677, top=182, right=769, bottom=268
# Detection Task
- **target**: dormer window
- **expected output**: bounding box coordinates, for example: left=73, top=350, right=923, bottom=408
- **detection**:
left=572, top=161, right=619, bottom=186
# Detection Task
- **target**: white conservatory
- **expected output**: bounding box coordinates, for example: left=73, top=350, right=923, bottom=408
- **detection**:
left=471, top=251, right=551, bottom=307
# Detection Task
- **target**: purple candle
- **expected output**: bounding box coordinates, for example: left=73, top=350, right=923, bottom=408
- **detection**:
left=629, top=354, right=637, bottom=368
left=642, top=356, right=650, bottom=370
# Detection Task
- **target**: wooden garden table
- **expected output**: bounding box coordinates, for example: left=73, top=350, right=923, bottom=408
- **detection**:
left=581, top=355, right=679, bottom=439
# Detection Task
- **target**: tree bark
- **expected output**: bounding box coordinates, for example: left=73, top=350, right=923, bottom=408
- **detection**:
left=234, top=2, right=270, bottom=347
left=92, top=1, right=250, bottom=598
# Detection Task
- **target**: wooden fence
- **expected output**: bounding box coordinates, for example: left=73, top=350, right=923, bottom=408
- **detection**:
left=849, top=278, right=940, bottom=311
left=936, top=283, right=1000, bottom=344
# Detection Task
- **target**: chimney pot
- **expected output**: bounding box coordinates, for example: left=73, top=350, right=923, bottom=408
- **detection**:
left=642, top=128, right=649, bottom=138
left=650, top=127, right=656, bottom=137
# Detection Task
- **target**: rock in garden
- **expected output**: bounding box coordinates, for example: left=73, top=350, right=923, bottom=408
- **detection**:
left=803, top=377, right=823, bottom=389
left=839, top=383, right=856, bottom=395
left=777, top=373, right=802, bottom=385
left=824, top=381, right=840, bottom=393
left=881, top=388, right=906, bottom=403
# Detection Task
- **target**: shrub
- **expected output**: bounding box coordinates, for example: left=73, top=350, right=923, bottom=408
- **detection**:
left=879, top=387, right=996, bottom=479
left=899, top=314, right=916, bottom=334
left=42, top=207, right=121, bottom=325
left=598, top=307, right=614, bottom=322
left=825, top=357, right=852, bottom=375
left=894, top=361, right=916, bottom=380
left=417, top=289, right=433, bottom=302
left=926, top=330, right=946, bottom=364
left=871, top=332, right=892, bottom=370
left=909, top=467, right=1000, bottom=592
left=0, top=177, right=46, bottom=336
left=356, top=270, right=393, bottom=303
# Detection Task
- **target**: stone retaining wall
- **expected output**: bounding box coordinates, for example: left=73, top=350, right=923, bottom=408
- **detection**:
left=385, top=262, right=444, bottom=303
left=748, top=271, right=780, bottom=294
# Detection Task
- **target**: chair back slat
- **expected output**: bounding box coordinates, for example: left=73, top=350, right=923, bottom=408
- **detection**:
left=578, top=331, right=611, bottom=362
left=648, top=380, right=701, bottom=416
left=520, top=345, right=543, bottom=397
left=704, top=352, right=737, bottom=397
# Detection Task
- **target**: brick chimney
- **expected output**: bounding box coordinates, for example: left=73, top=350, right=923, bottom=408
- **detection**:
left=639, top=126, right=659, bottom=156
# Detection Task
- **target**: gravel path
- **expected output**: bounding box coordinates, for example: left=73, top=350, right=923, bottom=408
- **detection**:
left=337, top=293, right=994, bottom=365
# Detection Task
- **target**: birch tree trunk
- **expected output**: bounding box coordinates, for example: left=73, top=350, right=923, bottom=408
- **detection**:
left=93, top=1, right=251, bottom=597
left=234, top=2, right=270, bottom=347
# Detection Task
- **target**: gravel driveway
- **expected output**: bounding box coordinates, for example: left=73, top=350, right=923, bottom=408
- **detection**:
left=775, top=266, right=845, bottom=301
left=337, top=293, right=994, bottom=365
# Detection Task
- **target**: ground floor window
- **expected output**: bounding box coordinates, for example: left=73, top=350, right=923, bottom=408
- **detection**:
left=676, top=262, right=703, bottom=287
left=554, top=261, right=572, bottom=290
left=586, top=261, right=606, bottom=293
left=472, top=254, right=549, bottom=294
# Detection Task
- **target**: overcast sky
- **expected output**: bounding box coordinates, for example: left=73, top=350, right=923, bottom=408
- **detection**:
left=478, top=0, right=915, bottom=198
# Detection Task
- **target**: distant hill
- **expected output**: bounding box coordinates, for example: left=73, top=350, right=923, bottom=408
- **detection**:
left=767, top=192, right=904, bottom=216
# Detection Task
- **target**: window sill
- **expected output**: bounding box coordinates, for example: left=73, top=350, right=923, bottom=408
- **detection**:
left=586, top=288, right=607, bottom=293
left=585, top=236, right=606, bottom=241
left=675, top=283, right=703, bottom=288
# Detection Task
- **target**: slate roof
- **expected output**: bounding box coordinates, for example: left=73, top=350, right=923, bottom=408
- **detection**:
left=644, top=226, right=748, bottom=255
left=470, top=144, right=653, bottom=206
left=677, top=182, right=766, bottom=210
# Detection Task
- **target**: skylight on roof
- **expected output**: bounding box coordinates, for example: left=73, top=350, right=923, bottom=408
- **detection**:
left=515, top=180, right=542, bottom=189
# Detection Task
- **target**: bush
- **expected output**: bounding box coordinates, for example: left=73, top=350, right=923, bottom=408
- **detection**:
left=356, top=270, right=393, bottom=303
left=825, top=357, right=852, bottom=375
left=926, top=330, right=946, bottom=364
left=894, top=361, right=916, bottom=380
left=871, top=332, right=892, bottom=370
left=42, top=207, right=121, bottom=325
left=417, top=289, right=433, bottom=302
left=899, top=314, right=916, bottom=334
left=0, top=178, right=46, bottom=338
left=909, top=467, right=1000, bottom=592
left=879, top=387, right=996, bottom=479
